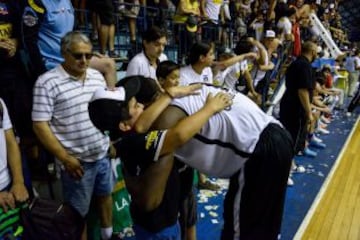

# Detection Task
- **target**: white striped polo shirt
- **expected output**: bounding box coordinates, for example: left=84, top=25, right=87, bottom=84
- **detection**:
left=32, top=65, right=110, bottom=162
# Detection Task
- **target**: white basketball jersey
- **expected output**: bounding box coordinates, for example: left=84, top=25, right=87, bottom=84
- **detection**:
left=171, top=85, right=280, bottom=177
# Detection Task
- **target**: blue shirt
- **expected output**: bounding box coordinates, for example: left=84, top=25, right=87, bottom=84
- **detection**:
left=38, top=0, right=74, bottom=70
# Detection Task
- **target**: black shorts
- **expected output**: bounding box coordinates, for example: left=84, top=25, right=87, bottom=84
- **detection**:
left=91, top=0, right=115, bottom=25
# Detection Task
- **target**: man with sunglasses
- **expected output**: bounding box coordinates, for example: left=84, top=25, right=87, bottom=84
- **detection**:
left=31, top=31, right=116, bottom=240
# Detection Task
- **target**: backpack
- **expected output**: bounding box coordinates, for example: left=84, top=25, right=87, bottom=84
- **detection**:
left=20, top=198, right=85, bottom=240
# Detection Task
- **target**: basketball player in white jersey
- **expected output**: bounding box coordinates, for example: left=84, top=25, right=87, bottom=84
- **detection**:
left=89, top=76, right=293, bottom=239
left=153, top=84, right=294, bottom=240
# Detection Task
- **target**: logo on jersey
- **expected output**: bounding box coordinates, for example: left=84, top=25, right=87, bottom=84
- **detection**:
left=23, top=7, right=38, bottom=27
left=203, top=75, right=209, bottom=83
left=145, top=131, right=159, bottom=150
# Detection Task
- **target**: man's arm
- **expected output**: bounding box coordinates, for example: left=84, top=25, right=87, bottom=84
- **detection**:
left=89, top=54, right=117, bottom=88
left=298, top=88, right=314, bottom=122
left=127, top=92, right=231, bottom=211
left=33, top=121, right=84, bottom=179
left=158, top=92, right=231, bottom=156
left=134, top=84, right=201, bottom=133
left=213, top=52, right=257, bottom=69
left=243, top=69, right=258, bottom=97
left=5, top=128, right=28, bottom=203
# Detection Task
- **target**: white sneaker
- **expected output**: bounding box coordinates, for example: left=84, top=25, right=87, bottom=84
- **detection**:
left=312, top=134, right=323, bottom=143
left=321, top=115, right=331, bottom=124
left=293, top=165, right=306, bottom=173
left=317, top=127, right=330, bottom=134
left=346, top=112, right=352, bottom=117
left=287, top=177, right=294, bottom=186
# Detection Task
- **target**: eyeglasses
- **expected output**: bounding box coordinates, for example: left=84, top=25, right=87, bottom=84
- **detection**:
left=67, top=51, right=93, bottom=60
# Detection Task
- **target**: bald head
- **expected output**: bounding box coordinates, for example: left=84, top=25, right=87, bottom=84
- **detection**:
left=302, top=41, right=317, bottom=55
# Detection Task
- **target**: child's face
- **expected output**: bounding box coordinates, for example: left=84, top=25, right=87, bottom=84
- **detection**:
left=162, top=69, right=180, bottom=88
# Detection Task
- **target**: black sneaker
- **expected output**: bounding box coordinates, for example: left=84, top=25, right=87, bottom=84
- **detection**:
left=108, top=50, right=120, bottom=59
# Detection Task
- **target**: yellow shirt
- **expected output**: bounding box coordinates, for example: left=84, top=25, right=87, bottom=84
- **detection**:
left=173, top=0, right=200, bottom=23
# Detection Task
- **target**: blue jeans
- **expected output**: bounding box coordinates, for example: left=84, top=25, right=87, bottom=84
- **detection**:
left=61, top=156, right=113, bottom=216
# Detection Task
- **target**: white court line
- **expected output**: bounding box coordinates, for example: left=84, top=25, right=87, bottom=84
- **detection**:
left=293, top=116, right=360, bottom=240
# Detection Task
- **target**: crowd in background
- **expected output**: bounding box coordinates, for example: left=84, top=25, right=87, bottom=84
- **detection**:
left=1, top=0, right=359, bottom=239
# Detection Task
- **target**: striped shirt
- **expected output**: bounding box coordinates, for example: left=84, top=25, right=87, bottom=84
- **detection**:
left=32, top=65, right=110, bottom=162
left=171, top=85, right=280, bottom=177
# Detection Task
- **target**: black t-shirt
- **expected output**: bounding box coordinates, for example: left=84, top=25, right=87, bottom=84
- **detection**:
left=115, top=130, right=180, bottom=233
left=0, top=1, right=22, bottom=70
left=280, top=56, right=314, bottom=119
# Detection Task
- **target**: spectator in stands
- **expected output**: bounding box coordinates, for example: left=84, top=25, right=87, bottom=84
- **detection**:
left=276, top=6, right=297, bottom=42
left=222, top=38, right=258, bottom=101
left=0, top=0, right=34, bottom=158
left=173, top=0, right=201, bottom=63
left=118, top=0, right=140, bottom=47
left=21, top=0, right=118, bottom=87
left=219, top=0, right=232, bottom=48
left=88, top=76, right=221, bottom=240
left=212, top=47, right=257, bottom=87
left=179, top=42, right=215, bottom=86
left=249, top=9, right=266, bottom=41
left=346, top=84, right=360, bottom=116
left=91, top=0, right=118, bottom=57
left=126, top=26, right=168, bottom=81
left=251, top=30, right=276, bottom=101
left=178, top=42, right=224, bottom=191
left=156, top=61, right=198, bottom=240
left=321, top=65, right=344, bottom=109
left=200, top=0, right=222, bottom=43
left=345, top=49, right=360, bottom=97
left=31, top=32, right=114, bottom=240
left=280, top=41, right=318, bottom=157
left=0, top=99, right=29, bottom=212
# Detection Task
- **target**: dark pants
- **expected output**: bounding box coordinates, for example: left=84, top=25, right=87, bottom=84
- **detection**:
left=347, top=84, right=360, bottom=113
left=221, top=123, right=293, bottom=240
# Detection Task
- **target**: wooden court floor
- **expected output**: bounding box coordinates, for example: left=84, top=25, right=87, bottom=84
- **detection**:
left=295, top=117, right=360, bottom=240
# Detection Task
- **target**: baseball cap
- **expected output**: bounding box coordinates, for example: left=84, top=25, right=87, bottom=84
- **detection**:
left=186, top=15, right=198, bottom=33
left=265, top=30, right=276, bottom=38
left=88, top=76, right=141, bottom=134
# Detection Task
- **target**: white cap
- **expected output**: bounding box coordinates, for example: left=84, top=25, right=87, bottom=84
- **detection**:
left=265, top=30, right=276, bottom=38
left=90, top=87, right=126, bottom=102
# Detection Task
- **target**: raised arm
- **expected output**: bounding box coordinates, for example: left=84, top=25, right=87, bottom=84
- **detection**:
left=159, top=92, right=232, bottom=156
left=134, top=84, right=202, bottom=133
left=213, top=52, right=257, bottom=69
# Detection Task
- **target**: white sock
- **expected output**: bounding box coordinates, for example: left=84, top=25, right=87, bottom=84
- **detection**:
left=100, top=227, right=113, bottom=240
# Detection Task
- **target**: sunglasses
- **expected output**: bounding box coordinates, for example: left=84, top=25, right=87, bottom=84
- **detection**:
left=67, top=51, right=93, bottom=60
